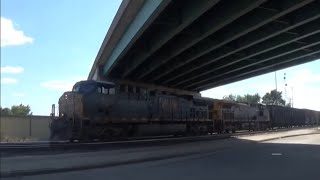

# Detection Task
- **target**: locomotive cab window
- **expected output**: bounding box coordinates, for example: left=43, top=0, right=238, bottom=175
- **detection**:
left=97, top=86, right=103, bottom=93
left=136, top=87, right=140, bottom=94
left=149, top=90, right=156, bottom=96
left=119, top=84, right=126, bottom=93
left=101, top=86, right=108, bottom=94
left=98, top=84, right=116, bottom=95
left=109, top=87, right=115, bottom=94
left=128, top=85, right=134, bottom=93
left=72, top=84, right=80, bottom=92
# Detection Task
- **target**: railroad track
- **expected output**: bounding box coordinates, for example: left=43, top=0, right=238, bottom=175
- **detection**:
left=0, top=126, right=317, bottom=156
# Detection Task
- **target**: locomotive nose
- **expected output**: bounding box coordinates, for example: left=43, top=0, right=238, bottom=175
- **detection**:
left=58, top=92, right=83, bottom=118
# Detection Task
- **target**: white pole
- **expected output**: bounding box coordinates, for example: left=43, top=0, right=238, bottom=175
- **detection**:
left=291, top=87, right=294, bottom=108
left=275, top=71, right=278, bottom=91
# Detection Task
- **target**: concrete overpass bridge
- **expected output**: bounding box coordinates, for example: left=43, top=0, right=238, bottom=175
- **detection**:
left=88, top=0, right=320, bottom=93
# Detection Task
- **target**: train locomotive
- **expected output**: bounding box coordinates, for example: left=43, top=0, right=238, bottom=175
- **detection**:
left=49, top=80, right=319, bottom=141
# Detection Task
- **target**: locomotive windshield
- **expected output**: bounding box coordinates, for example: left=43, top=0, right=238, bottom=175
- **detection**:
left=72, top=80, right=115, bottom=94
left=72, top=82, right=96, bottom=94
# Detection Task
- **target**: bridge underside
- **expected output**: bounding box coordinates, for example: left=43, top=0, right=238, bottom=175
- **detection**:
left=91, top=0, right=320, bottom=92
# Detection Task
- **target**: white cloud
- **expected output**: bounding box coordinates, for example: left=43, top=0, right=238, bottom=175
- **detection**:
left=0, top=66, right=24, bottom=74
left=41, top=80, right=75, bottom=91
left=40, top=77, right=86, bottom=91
left=1, top=17, right=33, bottom=47
left=12, top=93, right=25, bottom=97
left=1, top=77, right=17, bottom=84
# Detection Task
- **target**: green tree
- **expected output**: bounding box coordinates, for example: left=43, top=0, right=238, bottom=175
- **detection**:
left=222, top=94, right=236, bottom=101
left=223, top=93, right=261, bottom=103
left=236, top=93, right=261, bottom=104
left=10, top=104, right=32, bottom=116
left=0, top=107, right=12, bottom=116
left=262, top=89, right=286, bottom=106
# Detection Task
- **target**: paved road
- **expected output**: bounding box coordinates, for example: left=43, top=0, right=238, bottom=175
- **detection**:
left=4, top=134, right=320, bottom=180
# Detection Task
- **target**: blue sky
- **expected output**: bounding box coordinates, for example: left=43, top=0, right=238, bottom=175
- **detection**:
left=1, top=0, right=319, bottom=115
left=1, top=0, right=122, bottom=115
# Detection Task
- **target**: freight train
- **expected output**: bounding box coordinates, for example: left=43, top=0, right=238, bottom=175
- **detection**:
left=49, top=80, right=319, bottom=141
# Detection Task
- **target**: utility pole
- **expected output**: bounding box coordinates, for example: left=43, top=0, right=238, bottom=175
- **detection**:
left=284, top=73, right=287, bottom=102
left=275, top=71, right=278, bottom=91
left=246, top=94, right=249, bottom=104
left=291, top=86, right=294, bottom=108
left=274, top=71, right=278, bottom=105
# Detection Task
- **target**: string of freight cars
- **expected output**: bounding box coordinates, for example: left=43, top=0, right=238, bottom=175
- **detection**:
left=50, top=80, right=320, bottom=142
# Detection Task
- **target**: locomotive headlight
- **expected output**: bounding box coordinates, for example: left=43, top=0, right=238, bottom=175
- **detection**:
left=65, top=94, right=68, bottom=99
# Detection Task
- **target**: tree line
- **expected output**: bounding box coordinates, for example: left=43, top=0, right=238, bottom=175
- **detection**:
left=222, top=89, right=291, bottom=107
left=0, top=104, right=32, bottom=116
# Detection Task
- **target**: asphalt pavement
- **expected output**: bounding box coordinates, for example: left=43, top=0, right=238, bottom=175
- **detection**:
left=3, top=133, right=320, bottom=180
